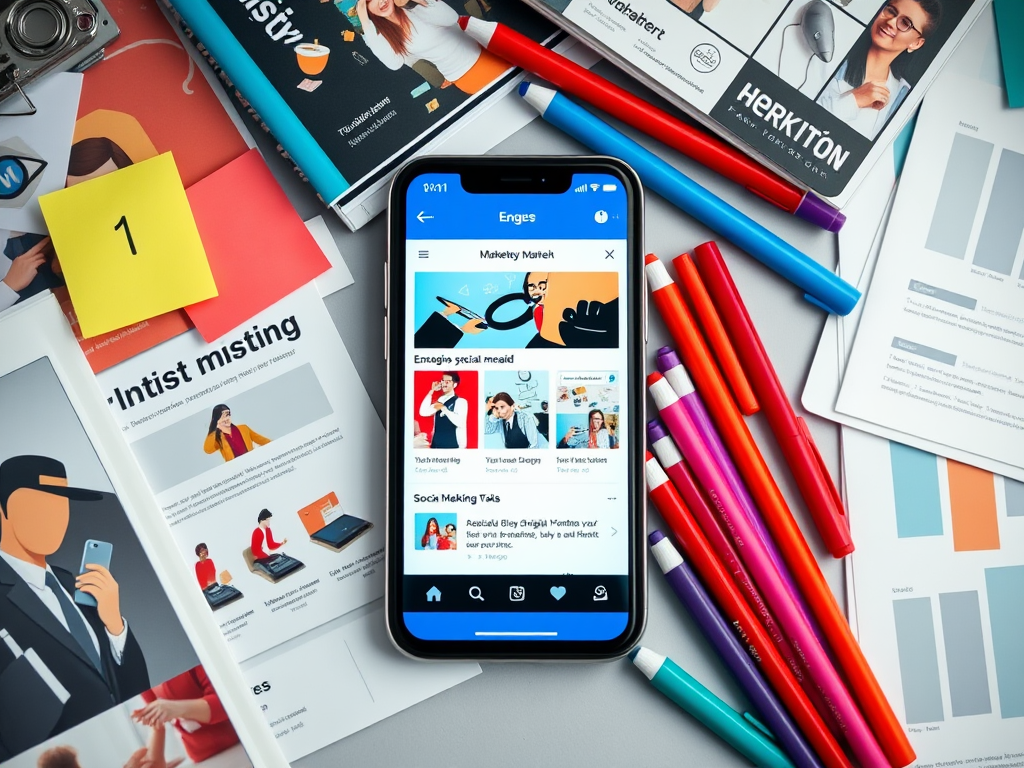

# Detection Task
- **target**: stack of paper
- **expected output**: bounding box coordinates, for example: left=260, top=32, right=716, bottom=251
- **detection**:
left=803, top=6, right=1024, bottom=764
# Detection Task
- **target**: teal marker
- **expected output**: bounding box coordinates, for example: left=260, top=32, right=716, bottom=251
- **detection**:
left=629, top=646, right=795, bottom=768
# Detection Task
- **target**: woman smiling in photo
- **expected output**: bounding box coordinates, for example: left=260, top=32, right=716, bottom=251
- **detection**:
left=356, top=0, right=508, bottom=94
left=817, top=0, right=942, bottom=139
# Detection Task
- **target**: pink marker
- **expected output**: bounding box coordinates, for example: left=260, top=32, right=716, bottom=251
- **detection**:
left=658, top=348, right=781, bottom=566
left=648, top=372, right=888, bottom=768
left=657, top=347, right=826, bottom=650
left=649, top=422, right=804, bottom=668
left=649, top=418, right=843, bottom=741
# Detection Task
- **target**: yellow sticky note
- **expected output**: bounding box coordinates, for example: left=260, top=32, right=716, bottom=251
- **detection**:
left=39, top=152, right=217, bottom=338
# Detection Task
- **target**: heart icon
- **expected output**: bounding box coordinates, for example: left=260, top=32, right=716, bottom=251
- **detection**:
left=550, top=586, right=566, bottom=601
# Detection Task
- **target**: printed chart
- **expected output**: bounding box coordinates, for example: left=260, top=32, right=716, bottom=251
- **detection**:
left=889, top=442, right=1024, bottom=550
left=845, top=429, right=1024, bottom=764
left=925, top=133, right=1024, bottom=277
left=836, top=74, right=1024, bottom=477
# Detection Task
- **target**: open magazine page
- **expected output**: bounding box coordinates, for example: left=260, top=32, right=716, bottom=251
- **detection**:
left=0, top=295, right=283, bottom=768
left=95, top=284, right=479, bottom=761
left=529, top=0, right=984, bottom=204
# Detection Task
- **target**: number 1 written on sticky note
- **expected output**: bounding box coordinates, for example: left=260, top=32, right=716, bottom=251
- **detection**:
left=39, top=152, right=217, bottom=338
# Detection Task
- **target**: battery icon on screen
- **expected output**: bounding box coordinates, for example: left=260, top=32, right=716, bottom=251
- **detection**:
left=602, top=184, right=616, bottom=191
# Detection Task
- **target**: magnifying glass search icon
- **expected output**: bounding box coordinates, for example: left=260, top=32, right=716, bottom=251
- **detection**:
left=469, top=586, right=484, bottom=601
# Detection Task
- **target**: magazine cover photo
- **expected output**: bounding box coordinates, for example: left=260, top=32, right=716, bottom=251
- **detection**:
left=209, top=0, right=556, bottom=191
left=0, top=358, right=251, bottom=767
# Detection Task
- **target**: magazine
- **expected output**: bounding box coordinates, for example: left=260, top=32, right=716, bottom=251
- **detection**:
left=0, top=294, right=284, bottom=768
left=522, top=0, right=988, bottom=207
left=164, top=0, right=559, bottom=230
left=94, top=284, right=480, bottom=761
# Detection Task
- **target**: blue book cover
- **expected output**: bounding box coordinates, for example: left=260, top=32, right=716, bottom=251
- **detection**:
left=168, top=0, right=556, bottom=214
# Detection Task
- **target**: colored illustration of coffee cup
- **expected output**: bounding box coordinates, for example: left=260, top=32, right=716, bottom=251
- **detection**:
left=295, top=41, right=330, bottom=75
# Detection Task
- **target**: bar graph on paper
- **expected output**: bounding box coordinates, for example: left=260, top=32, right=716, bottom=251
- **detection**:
left=926, top=133, right=1024, bottom=278
left=844, top=429, right=1024, bottom=763
left=889, top=442, right=1023, bottom=551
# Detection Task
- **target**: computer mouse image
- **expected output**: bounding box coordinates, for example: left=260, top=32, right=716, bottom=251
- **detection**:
left=801, top=0, right=835, bottom=63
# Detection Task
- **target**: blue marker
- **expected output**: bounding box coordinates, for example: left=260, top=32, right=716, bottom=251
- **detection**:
left=519, top=82, right=860, bottom=316
left=629, top=646, right=796, bottom=768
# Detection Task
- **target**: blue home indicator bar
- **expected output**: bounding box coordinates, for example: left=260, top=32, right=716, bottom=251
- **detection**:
left=404, top=612, right=629, bottom=641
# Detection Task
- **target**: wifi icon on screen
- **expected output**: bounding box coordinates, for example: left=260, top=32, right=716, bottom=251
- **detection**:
left=590, top=183, right=600, bottom=192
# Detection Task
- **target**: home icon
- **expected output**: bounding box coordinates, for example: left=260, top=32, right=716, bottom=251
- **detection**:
left=426, top=586, right=442, bottom=602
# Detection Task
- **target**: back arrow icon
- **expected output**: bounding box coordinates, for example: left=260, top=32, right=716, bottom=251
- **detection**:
left=417, top=211, right=434, bottom=223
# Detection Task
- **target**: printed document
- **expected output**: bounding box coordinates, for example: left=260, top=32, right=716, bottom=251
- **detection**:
left=836, top=61, right=1024, bottom=475
left=844, top=428, right=1024, bottom=765
left=97, top=285, right=479, bottom=760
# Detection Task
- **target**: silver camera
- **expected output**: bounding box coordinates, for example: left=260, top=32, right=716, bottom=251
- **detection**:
left=0, top=0, right=118, bottom=112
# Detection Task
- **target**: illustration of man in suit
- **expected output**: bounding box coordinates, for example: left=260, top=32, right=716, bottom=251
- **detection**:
left=418, top=372, right=466, bottom=448
left=0, top=455, right=150, bottom=760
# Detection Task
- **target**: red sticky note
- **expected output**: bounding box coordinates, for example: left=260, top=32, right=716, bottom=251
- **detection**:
left=185, top=149, right=330, bottom=341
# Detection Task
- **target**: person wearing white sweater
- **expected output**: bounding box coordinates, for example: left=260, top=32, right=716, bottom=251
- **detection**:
left=356, top=0, right=508, bottom=94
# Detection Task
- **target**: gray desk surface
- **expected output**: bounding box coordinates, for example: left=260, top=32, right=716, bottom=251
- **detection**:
left=255, top=61, right=847, bottom=768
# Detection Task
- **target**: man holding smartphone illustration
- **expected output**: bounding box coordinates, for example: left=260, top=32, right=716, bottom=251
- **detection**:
left=418, top=372, right=467, bottom=448
left=0, top=455, right=149, bottom=759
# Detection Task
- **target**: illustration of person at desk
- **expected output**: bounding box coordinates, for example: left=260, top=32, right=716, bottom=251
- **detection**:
left=194, top=543, right=243, bottom=611
left=0, top=456, right=150, bottom=760
left=244, top=510, right=304, bottom=583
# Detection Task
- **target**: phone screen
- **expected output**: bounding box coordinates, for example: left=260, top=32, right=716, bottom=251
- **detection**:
left=395, top=167, right=641, bottom=647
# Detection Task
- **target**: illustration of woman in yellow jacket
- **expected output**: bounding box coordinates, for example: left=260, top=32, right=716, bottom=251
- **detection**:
left=203, top=404, right=270, bottom=462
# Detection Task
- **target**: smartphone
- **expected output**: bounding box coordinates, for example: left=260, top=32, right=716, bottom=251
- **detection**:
left=386, top=156, right=646, bottom=660
left=74, top=540, right=113, bottom=607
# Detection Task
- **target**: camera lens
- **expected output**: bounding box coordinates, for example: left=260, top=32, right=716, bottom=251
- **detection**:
left=8, top=0, right=71, bottom=57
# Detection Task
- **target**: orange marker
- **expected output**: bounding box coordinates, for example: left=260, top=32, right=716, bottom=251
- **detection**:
left=645, top=253, right=916, bottom=768
left=674, top=252, right=759, bottom=416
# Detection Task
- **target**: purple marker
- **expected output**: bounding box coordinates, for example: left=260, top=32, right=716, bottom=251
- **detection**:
left=649, top=530, right=823, bottom=768
left=655, top=346, right=826, bottom=648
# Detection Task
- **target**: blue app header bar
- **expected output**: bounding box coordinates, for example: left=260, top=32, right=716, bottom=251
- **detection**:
left=405, top=173, right=629, bottom=240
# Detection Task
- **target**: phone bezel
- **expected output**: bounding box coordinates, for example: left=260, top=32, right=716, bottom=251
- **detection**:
left=385, top=156, right=646, bottom=660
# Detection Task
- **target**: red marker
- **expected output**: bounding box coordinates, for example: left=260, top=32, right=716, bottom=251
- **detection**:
left=645, top=452, right=852, bottom=768
left=674, top=253, right=759, bottom=416
left=457, top=16, right=846, bottom=233
left=689, top=241, right=851, bottom=558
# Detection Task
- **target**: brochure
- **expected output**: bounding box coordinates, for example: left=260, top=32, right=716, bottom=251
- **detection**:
left=0, top=294, right=283, bottom=768
left=95, top=284, right=480, bottom=761
left=523, top=0, right=988, bottom=207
